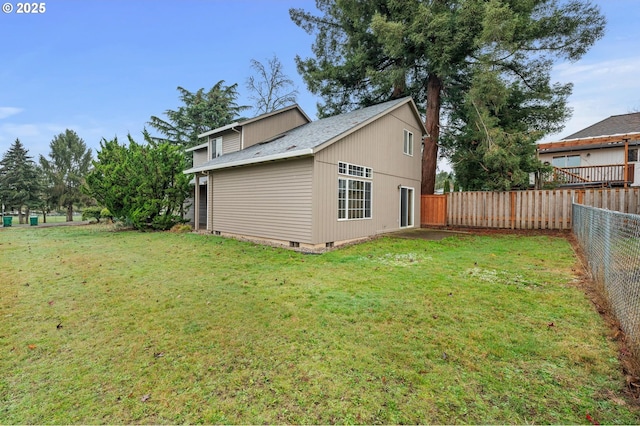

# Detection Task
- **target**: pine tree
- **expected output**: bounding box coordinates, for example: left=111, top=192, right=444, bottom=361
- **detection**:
left=290, top=0, right=605, bottom=193
left=40, top=130, right=93, bottom=222
left=148, top=81, right=249, bottom=149
left=0, top=139, right=41, bottom=224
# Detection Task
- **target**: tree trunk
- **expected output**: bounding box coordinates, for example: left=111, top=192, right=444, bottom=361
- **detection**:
left=43, top=210, right=47, bottom=224
left=18, top=207, right=24, bottom=224
left=66, top=204, right=73, bottom=222
left=422, top=73, right=443, bottom=195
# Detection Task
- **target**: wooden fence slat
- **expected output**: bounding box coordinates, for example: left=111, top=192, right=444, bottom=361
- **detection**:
left=420, top=195, right=447, bottom=226
left=430, top=188, right=640, bottom=230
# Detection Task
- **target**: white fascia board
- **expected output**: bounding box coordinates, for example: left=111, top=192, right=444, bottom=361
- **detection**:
left=185, top=142, right=208, bottom=152
left=197, top=122, right=240, bottom=138
left=183, top=148, right=314, bottom=174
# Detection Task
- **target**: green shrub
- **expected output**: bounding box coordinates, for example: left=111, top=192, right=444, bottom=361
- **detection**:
left=82, top=207, right=102, bottom=222
left=100, top=208, right=113, bottom=221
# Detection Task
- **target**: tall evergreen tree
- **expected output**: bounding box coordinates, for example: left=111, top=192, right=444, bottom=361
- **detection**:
left=40, top=129, right=93, bottom=222
left=0, top=139, right=41, bottom=224
left=148, top=81, right=249, bottom=149
left=290, top=0, right=605, bottom=194
left=442, top=67, right=560, bottom=190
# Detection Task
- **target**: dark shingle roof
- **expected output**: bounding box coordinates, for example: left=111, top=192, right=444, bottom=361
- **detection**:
left=563, top=112, right=640, bottom=140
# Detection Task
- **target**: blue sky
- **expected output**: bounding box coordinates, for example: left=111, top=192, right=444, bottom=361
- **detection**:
left=1, top=0, right=639, bottom=170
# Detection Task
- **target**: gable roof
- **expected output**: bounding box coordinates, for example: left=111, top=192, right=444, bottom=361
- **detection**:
left=185, top=97, right=425, bottom=174
left=537, top=112, right=640, bottom=153
left=563, top=112, right=640, bottom=140
left=196, top=104, right=312, bottom=140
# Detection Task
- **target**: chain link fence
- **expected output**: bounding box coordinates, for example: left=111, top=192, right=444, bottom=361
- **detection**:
left=573, top=203, right=640, bottom=354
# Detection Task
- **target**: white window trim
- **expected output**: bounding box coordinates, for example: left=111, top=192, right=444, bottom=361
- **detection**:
left=338, top=161, right=373, bottom=221
left=338, top=161, right=372, bottom=178
left=338, top=178, right=373, bottom=221
left=399, top=186, right=415, bottom=228
left=209, top=136, right=222, bottom=159
left=403, top=129, right=414, bottom=156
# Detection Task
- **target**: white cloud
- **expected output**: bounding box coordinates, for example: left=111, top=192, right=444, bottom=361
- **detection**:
left=543, top=56, right=640, bottom=142
left=0, top=107, right=23, bottom=119
left=555, top=57, right=640, bottom=96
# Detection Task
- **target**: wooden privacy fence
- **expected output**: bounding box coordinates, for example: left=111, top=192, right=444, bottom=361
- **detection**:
left=420, top=195, right=447, bottom=226
left=421, top=188, right=640, bottom=230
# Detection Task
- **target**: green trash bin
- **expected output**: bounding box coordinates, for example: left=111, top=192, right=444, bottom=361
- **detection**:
left=3, top=216, right=12, bottom=227
left=30, top=216, right=38, bottom=226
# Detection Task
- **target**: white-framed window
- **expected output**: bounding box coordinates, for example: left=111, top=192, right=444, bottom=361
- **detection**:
left=552, top=155, right=580, bottom=167
left=403, top=129, right=414, bottom=156
left=209, top=136, right=222, bottom=159
left=338, top=161, right=372, bottom=178
left=338, top=161, right=372, bottom=220
left=399, top=186, right=414, bottom=228
left=338, top=178, right=372, bottom=220
left=628, top=148, right=638, bottom=162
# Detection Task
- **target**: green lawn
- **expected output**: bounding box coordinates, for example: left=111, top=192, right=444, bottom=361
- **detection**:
left=2, top=214, right=80, bottom=226
left=0, top=225, right=637, bottom=424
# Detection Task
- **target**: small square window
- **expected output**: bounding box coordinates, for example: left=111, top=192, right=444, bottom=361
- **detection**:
left=629, top=148, right=638, bottom=162
left=338, top=162, right=347, bottom=174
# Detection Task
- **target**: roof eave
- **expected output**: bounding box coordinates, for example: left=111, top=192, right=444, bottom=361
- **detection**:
left=537, top=132, right=640, bottom=152
left=185, top=142, right=208, bottom=152
left=183, top=148, right=314, bottom=174
left=197, top=122, right=241, bottom=139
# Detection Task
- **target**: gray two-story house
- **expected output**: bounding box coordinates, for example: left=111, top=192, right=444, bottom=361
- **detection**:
left=184, top=97, right=426, bottom=250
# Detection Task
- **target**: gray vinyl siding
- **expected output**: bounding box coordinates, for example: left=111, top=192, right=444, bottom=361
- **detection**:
left=222, top=131, right=241, bottom=154
left=192, top=148, right=208, bottom=168
left=312, top=103, right=422, bottom=243
left=184, top=186, right=207, bottom=227
left=243, top=109, right=309, bottom=149
left=211, top=158, right=313, bottom=243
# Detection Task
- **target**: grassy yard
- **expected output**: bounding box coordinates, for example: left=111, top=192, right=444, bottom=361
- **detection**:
left=0, top=225, right=637, bottom=424
left=2, top=214, right=80, bottom=226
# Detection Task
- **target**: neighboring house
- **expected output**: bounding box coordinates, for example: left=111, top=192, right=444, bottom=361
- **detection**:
left=537, top=112, right=640, bottom=187
left=184, top=97, right=426, bottom=250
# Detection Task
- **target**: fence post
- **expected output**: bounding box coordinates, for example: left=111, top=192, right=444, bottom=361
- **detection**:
left=603, top=210, right=612, bottom=287
left=510, top=192, right=516, bottom=229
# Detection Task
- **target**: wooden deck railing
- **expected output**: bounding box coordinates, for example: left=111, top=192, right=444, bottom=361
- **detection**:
left=545, top=164, right=634, bottom=186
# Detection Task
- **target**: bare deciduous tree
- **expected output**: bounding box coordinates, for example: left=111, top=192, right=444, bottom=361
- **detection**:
left=246, top=55, right=298, bottom=115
